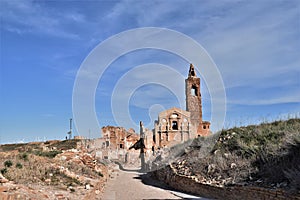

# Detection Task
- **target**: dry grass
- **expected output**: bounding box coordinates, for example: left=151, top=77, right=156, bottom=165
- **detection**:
left=171, top=118, right=300, bottom=192
left=0, top=139, right=80, bottom=152
left=0, top=152, right=104, bottom=188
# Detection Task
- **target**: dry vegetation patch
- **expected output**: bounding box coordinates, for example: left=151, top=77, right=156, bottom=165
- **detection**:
left=0, top=140, right=108, bottom=199
left=170, top=119, right=300, bottom=193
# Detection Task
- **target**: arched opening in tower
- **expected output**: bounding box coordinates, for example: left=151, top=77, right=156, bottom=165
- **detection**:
left=191, top=85, right=198, bottom=96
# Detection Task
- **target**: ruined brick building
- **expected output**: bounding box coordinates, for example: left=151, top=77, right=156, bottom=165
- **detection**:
left=101, top=126, right=139, bottom=150
left=101, top=64, right=210, bottom=152
left=151, top=64, right=211, bottom=148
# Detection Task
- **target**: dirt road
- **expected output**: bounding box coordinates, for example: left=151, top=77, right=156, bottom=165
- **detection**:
left=102, top=168, right=180, bottom=200
left=102, top=164, right=209, bottom=200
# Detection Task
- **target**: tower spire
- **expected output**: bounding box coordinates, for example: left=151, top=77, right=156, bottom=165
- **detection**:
left=185, top=63, right=202, bottom=131
left=188, top=63, right=196, bottom=77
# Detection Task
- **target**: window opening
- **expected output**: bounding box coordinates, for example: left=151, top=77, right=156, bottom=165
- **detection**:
left=172, top=121, right=178, bottom=130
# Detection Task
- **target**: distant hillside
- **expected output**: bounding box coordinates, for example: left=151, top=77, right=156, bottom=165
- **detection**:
left=0, top=139, right=81, bottom=152
left=172, top=118, right=300, bottom=193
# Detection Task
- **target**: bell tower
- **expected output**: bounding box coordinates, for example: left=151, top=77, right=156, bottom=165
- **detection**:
left=185, top=63, right=202, bottom=128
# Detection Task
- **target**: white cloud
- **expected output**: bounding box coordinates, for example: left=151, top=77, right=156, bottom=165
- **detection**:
left=228, top=93, right=300, bottom=106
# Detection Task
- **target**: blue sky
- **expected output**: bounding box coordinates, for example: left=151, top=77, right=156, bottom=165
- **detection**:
left=0, top=0, right=299, bottom=143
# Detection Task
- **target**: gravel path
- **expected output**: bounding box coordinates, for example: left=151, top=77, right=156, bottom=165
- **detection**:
left=102, top=168, right=181, bottom=200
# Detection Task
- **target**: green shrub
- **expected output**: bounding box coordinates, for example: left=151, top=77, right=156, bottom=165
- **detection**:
left=33, top=150, right=62, bottom=158
left=16, top=163, right=23, bottom=169
left=4, top=160, right=13, bottom=168
left=20, top=153, right=29, bottom=161
left=1, top=168, right=7, bottom=174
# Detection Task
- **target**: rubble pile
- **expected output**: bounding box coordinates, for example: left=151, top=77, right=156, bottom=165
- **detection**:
left=0, top=182, right=51, bottom=200
left=56, top=149, right=95, bottom=166
left=171, top=161, right=234, bottom=187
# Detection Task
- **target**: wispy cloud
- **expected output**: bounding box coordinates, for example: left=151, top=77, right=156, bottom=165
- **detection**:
left=228, top=92, right=300, bottom=106
left=104, top=0, right=300, bottom=108
left=2, top=0, right=299, bottom=143
left=0, top=0, right=84, bottom=39
left=41, top=113, right=55, bottom=117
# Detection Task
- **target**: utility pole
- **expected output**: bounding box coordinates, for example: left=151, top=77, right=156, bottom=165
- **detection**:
left=68, top=118, right=72, bottom=140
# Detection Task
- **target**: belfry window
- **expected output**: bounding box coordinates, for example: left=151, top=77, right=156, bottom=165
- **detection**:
left=172, top=121, right=178, bottom=130
left=191, top=86, right=198, bottom=96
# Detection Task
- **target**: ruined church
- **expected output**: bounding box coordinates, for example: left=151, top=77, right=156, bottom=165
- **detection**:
left=144, top=63, right=211, bottom=149
left=101, top=64, right=210, bottom=151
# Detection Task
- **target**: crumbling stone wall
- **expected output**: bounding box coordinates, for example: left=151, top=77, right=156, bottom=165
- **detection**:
left=151, top=166, right=300, bottom=200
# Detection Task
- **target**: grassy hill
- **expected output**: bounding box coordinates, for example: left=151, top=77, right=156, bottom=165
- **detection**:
left=172, top=118, right=300, bottom=193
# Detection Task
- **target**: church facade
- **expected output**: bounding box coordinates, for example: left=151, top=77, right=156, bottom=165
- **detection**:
left=100, top=64, right=211, bottom=155
left=149, top=64, right=211, bottom=149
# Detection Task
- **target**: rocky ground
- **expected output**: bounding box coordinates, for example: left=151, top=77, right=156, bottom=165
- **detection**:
left=0, top=141, right=108, bottom=199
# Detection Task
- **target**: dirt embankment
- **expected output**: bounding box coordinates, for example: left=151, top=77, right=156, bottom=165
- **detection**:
left=150, top=119, right=300, bottom=200
left=0, top=140, right=108, bottom=199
